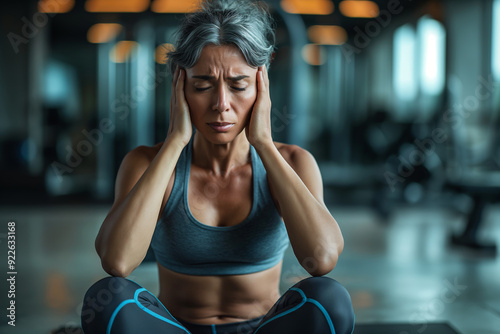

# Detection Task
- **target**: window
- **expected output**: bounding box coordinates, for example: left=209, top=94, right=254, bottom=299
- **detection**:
left=417, top=16, right=446, bottom=96
left=393, top=24, right=417, bottom=101
left=493, top=0, right=500, bottom=80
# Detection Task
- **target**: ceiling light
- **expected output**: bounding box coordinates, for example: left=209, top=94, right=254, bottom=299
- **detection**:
left=308, top=25, right=347, bottom=45
left=110, top=41, right=139, bottom=63
left=151, top=0, right=202, bottom=13
left=38, top=0, right=74, bottom=13
left=85, top=0, right=149, bottom=13
left=301, top=44, right=326, bottom=66
left=339, top=1, right=379, bottom=18
left=87, top=23, right=123, bottom=44
left=281, top=0, right=334, bottom=15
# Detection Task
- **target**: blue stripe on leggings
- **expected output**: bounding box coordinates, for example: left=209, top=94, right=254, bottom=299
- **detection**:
left=306, top=298, right=335, bottom=333
left=106, top=287, right=190, bottom=334
left=149, top=288, right=179, bottom=320
left=107, top=300, right=135, bottom=334
left=127, top=279, right=186, bottom=329
left=211, top=324, right=216, bottom=334
left=134, top=288, right=190, bottom=333
left=254, top=287, right=336, bottom=334
left=253, top=287, right=306, bottom=333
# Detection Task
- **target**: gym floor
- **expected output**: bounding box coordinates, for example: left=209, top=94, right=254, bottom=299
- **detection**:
left=0, top=201, right=499, bottom=334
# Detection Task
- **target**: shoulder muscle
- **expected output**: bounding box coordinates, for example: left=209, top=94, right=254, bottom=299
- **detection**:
left=277, top=143, right=325, bottom=205
left=112, top=144, right=160, bottom=209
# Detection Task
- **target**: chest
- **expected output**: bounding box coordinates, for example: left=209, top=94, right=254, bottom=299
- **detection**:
left=187, top=165, right=253, bottom=227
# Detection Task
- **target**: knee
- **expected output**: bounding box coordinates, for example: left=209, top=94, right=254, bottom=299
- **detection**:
left=293, top=276, right=355, bottom=333
left=84, top=276, right=136, bottom=301
left=81, top=277, right=138, bottom=317
left=81, top=277, right=139, bottom=331
left=293, top=276, right=350, bottom=302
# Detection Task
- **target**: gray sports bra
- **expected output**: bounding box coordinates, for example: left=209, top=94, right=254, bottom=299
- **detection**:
left=150, top=139, right=289, bottom=275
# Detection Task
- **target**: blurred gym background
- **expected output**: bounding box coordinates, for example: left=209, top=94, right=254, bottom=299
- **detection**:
left=0, top=0, right=499, bottom=333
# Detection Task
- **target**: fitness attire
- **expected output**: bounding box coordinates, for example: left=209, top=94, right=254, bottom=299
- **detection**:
left=150, top=139, right=290, bottom=276
left=81, top=140, right=355, bottom=334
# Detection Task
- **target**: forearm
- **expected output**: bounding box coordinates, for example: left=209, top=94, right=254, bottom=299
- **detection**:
left=255, top=143, right=344, bottom=276
left=96, top=137, right=185, bottom=276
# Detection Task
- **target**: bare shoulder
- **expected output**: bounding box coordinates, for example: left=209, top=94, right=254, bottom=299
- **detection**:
left=273, top=141, right=324, bottom=202
left=273, top=141, right=317, bottom=169
left=121, top=142, right=163, bottom=168
left=113, top=142, right=164, bottom=205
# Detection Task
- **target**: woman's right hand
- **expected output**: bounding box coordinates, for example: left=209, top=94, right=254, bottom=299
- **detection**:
left=167, top=67, right=192, bottom=146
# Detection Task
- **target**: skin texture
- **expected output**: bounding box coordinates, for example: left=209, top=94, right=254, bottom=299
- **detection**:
left=95, top=44, right=344, bottom=325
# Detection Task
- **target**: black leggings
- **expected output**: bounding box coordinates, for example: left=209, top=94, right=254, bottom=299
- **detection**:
left=81, top=276, right=355, bottom=334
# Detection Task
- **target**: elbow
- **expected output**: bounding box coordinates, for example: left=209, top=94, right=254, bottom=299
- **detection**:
left=302, top=242, right=343, bottom=277
left=99, top=252, right=135, bottom=278
left=305, top=256, right=338, bottom=277
left=95, top=236, right=136, bottom=277
left=305, top=225, right=345, bottom=277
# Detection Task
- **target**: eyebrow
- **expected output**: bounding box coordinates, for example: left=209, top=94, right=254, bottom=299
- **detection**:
left=192, top=75, right=250, bottom=81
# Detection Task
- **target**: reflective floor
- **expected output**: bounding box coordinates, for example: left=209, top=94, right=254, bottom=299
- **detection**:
left=0, top=201, right=499, bottom=334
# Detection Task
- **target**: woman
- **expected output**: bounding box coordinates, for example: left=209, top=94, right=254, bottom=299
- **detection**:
left=81, top=0, right=354, bottom=333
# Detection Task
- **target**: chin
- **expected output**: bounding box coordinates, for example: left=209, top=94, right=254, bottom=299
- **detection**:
left=195, top=127, right=244, bottom=145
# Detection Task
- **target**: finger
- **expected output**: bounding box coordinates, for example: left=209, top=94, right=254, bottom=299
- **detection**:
left=176, top=68, right=186, bottom=102
left=168, top=97, right=173, bottom=133
left=169, top=88, right=174, bottom=133
left=169, top=67, right=180, bottom=133
left=177, top=68, right=184, bottom=91
left=172, top=66, right=179, bottom=88
left=257, top=66, right=266, bottom=93
left=263, top=65, right=270, bottom=88
left=175, top=69, right=182, bottom=97
left=171, top=66, right=179, bottom=104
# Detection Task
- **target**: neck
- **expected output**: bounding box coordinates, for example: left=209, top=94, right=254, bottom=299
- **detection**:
left=192, top=131, right=251, bottom=176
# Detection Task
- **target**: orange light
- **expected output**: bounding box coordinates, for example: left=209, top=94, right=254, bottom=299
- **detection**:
left=87, top=23, right=123, bottom=44
left=151, top=0, right=202, bottom=13
left=110, top=41, right=139, bottom=63
left=85, top=0, right=150, bottom=13
left=339, top=1, right=379, bottom=18
left=351, top=291, right=375, bottom=308
left=308, top=25, right=347, bottom=45
left=281, top=0, right=334, bottom=15
left=155, top=43, right=175, bottom=64
left=38, top=0, right=74, bottom=13
left=45, top=272, right=74, bottom=311
left=301, top=44, right=325, bottom=66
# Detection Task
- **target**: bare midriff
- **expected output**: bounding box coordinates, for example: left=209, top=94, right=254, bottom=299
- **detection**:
left=157, top=261, right=283, bottom=325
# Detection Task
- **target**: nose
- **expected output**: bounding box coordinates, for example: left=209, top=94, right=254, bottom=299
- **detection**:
left=212, top=83, right=230, bottom=113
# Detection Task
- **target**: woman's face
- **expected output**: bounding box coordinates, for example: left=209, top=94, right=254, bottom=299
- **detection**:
left=184, top=44, right=258, bottom=145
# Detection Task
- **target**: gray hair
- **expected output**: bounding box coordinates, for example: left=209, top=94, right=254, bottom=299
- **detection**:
left=167, top=0, right=275, bottom=74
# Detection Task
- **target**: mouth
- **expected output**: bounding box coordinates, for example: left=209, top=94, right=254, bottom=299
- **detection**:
left=207, top=122, right=235, bottom=132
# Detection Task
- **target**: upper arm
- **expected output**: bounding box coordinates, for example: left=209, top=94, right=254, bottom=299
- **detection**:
left=95, top=146, right=153, bottom=255
left=110, top=146, right=154, bottom=212
left=282, top=145, right=325, bottom=206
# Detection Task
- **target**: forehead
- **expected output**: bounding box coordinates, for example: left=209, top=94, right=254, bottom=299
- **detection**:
left=189, top=44, right=255, bottom=75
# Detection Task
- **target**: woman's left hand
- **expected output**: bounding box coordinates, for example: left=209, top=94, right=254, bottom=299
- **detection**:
left=246, top=66, right=273, bottom=149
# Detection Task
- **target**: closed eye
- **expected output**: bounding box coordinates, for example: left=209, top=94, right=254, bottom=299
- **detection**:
left=231, top=87, right=246, bottom=91
left=195, top=87, right=210, bottom=91
left=195, top=86, right=246, bottom=92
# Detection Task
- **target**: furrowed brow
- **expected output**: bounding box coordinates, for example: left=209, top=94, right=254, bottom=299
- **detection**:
left=228, top=75, right=250, bottom=81
left=192, top=75, right=215, bottom=81
left=191, top=75, right=250, bottom=81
